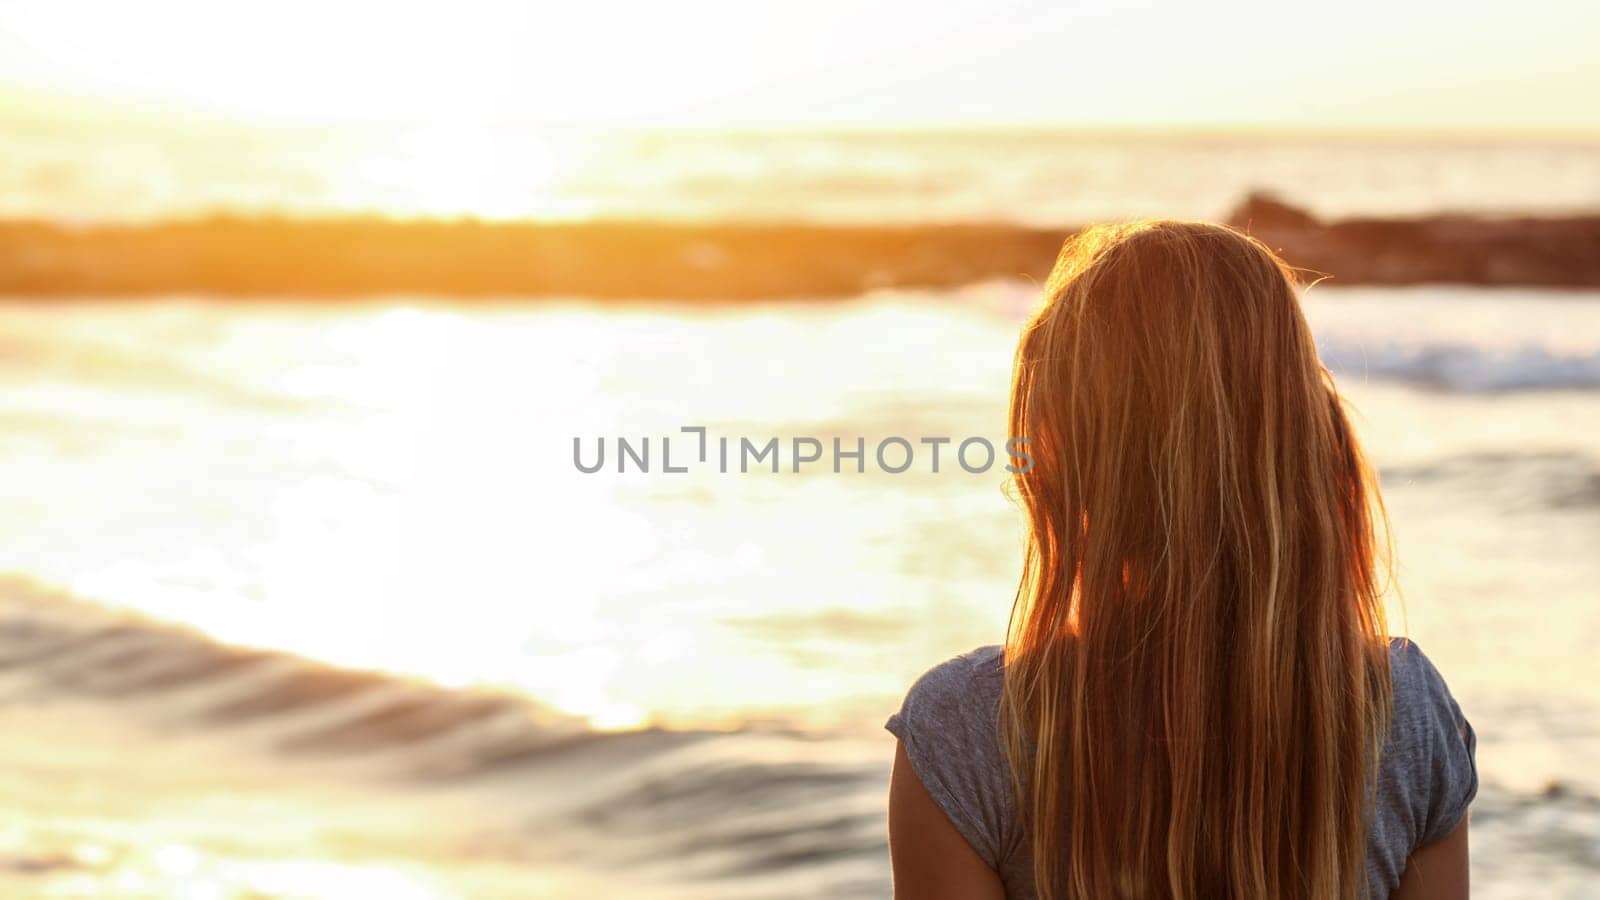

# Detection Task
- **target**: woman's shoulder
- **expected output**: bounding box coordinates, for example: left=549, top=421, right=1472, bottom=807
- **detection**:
left=898, top=645, right=1007, bottom=711
left=885, top=645, right=1008, bottom=763
left=884, top=645, right=1015, bottom=868
left=1373, top=638, right=1479, bottom=866
left=1386, top=635, right=1449, bottom=687
left=1385, top=637, right=1474, bottom=754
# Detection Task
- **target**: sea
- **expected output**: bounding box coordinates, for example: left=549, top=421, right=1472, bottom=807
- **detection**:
left=1, top=125, right=1598, bottom=898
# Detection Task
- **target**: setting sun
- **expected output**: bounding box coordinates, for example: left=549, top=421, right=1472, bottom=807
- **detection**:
left=335, top=127, right=593, bottom=220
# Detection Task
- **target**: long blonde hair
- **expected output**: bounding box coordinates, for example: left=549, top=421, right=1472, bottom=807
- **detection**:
left=1001, top=221, right=1393, bottom=899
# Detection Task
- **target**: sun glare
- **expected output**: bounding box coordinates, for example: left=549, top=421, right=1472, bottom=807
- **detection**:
left=337, top=127, right=595, bottom=221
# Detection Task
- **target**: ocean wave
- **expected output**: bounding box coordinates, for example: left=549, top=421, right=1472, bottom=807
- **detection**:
left=0, top=575, right=891, bottom=895
left=5, top=576, right=1600, bottom=896
left=0, top=576, right=682, bottom=779
left=1379, top=452, right=1600, bottom=510
left=1317, top=337, right=1600, bottom=392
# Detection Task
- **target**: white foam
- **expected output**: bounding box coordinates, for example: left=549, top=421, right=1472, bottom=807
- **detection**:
left=1318, top=337, right=1600, bottom=391
left=1303, top=286, right=1600, bottom=392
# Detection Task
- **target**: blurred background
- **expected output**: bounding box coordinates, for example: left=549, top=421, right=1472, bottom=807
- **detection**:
left=1, top=1, right=1598, bottom=897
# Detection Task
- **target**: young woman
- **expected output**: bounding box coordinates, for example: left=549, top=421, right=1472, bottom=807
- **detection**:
left=886, top=222, right=1476, bottom=899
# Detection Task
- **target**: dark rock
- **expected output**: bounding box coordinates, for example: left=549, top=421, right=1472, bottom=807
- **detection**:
left=1226, top=197, right=1600, bottom=288
left=2, top=195, right=1598, bottom=300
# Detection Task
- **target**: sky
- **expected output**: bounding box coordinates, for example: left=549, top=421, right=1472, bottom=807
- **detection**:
left=0, top=0, right=1597, bottom=133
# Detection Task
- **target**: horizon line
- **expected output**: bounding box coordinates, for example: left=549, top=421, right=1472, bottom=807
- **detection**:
left=3, top=87, right=1598, bottom=145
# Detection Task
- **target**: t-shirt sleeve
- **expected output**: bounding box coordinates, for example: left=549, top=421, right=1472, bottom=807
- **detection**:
left=1395, top=640, right=1479, bottom=847
left=884, top=649, right=1014, bottom=869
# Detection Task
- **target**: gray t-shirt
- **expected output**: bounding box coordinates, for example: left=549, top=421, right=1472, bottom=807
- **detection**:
left=885, top=639, right=1477, bottom=899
